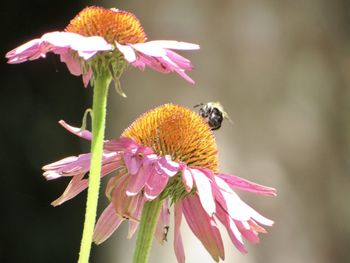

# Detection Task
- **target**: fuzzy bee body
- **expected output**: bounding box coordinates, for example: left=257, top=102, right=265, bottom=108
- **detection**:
left=194, top=102, right=231, bottom=130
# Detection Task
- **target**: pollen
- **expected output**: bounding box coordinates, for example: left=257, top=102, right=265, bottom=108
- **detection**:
left=65, top=6, right=147, bottom=44
left=122, top=104, right=219, bottom=172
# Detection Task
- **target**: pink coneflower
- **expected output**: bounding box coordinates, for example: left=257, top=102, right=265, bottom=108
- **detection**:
left=6, top=6, right=199, bottom=94
left=43, top=104, right=276, bottom=262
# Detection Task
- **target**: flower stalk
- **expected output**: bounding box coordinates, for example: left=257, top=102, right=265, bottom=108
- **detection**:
left=78, top=70, right=111, bottom=263
left=133, top=199, right=164, bottom=263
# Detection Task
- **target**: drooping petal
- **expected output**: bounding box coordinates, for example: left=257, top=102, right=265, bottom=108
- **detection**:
left=112, top=177, right=143, bottom=221
left=215, top=203, right=247, bottom=253
left=214, top=175, right=274, bottom=225
left=213, top=175, right=256, bottom=222
left=116, top=42, right=136, bottom=62
left=42, top=156, right=81, bottom=180
left=127, top=195, right=146, bottom=239
left=43, top=150, right=119, bottom=182
left=234, top=220, right=260, bottom=244
left=51, top=174, right=88, bottom=206
left=182, top=195, right=225, bottom=262
left=216, top=173, right=277, bottom=196
left=93, top=203, right=124, bottom=245
left=181, top=166, right=193, bottom=192
left=151, top=54, right=195, bottom=84
left=58, top=120, right=92, bottom=140
left=59, top=52, right=82, bottom=76
left=126, top=154, right=155, bottom=196
left=126, top=166, right=149, bottom=196
left=172, top=69, right=195, bottom=85
left=127, top=41, right=198, bottom=84
left=42, top=153, right=91, bottom=178
left=155, top=200, right=170, bottom=244
left=82, top=67, right=93, bottom=88
left=191, top=168, right=216, bottom=216
left=174, top=202, right=185, bottom=263
left=48, top=158, right=121, bottom=207
left=243, top=203, right=274, bottom=227
left=60, top=52, right=92, bottom=87
left=165, top=50, right=193, bottom=71
left=131, top=52, right=169, bottom=73
left=105, top=171, right=128, bottom=200
left=144, top=168, right=169, bottom=200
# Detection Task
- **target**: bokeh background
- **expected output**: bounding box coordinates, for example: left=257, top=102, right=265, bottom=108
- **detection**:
left=1, top=0, right=349, bottom=262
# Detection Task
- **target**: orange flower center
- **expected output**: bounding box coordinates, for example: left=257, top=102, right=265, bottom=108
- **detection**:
left=122, top=104, right=219, bottom=172
left=65, top=6, right=147, bottom=44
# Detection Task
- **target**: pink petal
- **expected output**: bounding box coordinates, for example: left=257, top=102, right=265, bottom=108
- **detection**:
left=127, top=196, right=146, bottom=239
left=191, top=168, right=216, bottom=216
left=131, top=42, right=167, bottom=57
left=51, top=174, right=88, bottom=206
left=174, top=203, right=185, bottom=263
left=59, top=52, right=82, bottom=76
left=182, top=196, right=225, bottom=261
left=82, top=67, right=93, bottom=88
left=235, top=220, right=260, bottom=244
left=112, top=178, right=143, bottom=221
left=105, top=172, right=128, bottom=200
left=59, top=120, right=92, bottom=140
left=131, top=57, right=146, bottom=70
left=42, top=32, right=113, bottom=59
left=248, top=219, right=268, bottom=234
left=243, top=204, right=274, bottom=227
left=126, top=166, right=149, bottom=196
left=104, top=137, right=146, bottom=153
left=133, top=53, right=170, bottom=73
left=93, top=203, right=124, bottom=244
left=116, top=42, right=136, bottom=62
left=41, top=32, right=81, bottom=48
left=126, top=155, right=155, bottom=196
left=124, top=151, right=143, bottom=175
left=101, top=161, right=123, bottom=177
left=166, top=50, right=193, bottom=71
left=6, top=31, right=113, bottom=65
left=215, top=204, right=247, bottom=253
left=155, top=201, right=170, bottom=244
left=173, top=69, right=195, bottom=85
left=213, top=175, right=254, bottom=221
left=181, top=166, right=193, bottom=192
left=217, top=173, right=277, bottom=196
left=144, top=170, right=169, bottom=200
left=143, top=54, right=195, bottom=84
left=42, top=153, right=91, bottom=178
left=128, top=41, right=198, bottom=84
left=6, top=38, right=46, bottom=63
left=214, top=175, right=274, bottom=225
left=156, top=155, right=180, bottom=177
left=43, top=151, right=119, bottom=181
left=42, top=156, right=80, bottom=179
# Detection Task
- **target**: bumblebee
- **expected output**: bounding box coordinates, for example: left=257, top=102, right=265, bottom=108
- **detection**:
left=194, top=102, right=232, bottom=130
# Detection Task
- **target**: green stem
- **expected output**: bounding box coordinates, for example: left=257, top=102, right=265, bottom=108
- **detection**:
left=132, top=199, right=164, bottom=263
left=78, top=71, right=111, bottom=263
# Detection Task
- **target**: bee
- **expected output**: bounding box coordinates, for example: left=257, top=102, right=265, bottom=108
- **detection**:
left=194, top=102, right=232, bottom=130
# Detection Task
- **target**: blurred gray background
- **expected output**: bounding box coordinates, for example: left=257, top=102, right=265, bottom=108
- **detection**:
left=1, top=0, right=349, bottom=262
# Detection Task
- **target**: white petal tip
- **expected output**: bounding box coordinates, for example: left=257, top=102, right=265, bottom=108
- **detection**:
left=126, top=191, right=138, bottom=197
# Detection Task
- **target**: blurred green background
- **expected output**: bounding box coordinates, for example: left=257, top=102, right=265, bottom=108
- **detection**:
left=1, top=0, right=349, bottom=262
